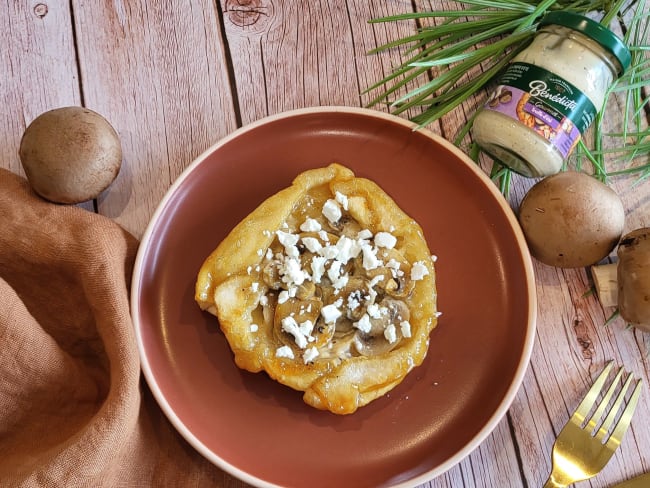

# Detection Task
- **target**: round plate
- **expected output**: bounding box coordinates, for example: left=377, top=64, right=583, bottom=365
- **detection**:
left=132, top=107, right=536, bottom=488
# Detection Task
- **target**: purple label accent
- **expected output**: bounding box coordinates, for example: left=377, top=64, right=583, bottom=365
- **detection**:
left=483, top=85, right=581, bottom=158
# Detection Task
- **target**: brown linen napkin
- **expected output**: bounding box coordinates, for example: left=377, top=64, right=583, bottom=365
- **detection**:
left=0, top=169, right=233, bottom=487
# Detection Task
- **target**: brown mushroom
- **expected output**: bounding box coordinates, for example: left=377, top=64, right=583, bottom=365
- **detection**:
left=19, top=106, right=122, bottom=204
left=518, top=172, right=625, bottom=268
left=617, top=228, right=650, bottom=330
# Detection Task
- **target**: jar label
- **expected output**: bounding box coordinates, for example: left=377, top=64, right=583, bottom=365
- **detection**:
left=482, top=62, right=597, bottom=158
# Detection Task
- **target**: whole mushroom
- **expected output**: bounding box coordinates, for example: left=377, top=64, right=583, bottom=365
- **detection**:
left=617, top=228, right=650, bottom=330
left=518, top=171, right=625, bottom=268
left=19, top=106, right=122, bottom=204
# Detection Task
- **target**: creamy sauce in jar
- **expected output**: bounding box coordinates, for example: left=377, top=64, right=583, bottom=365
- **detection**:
left=472, top=13, right=630, bottom=177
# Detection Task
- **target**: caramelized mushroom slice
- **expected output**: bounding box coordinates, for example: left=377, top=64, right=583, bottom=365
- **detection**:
left=273, top=297, right=334, bottom=349
left=337, top=276, right=371, bottom=321
left=353, top=298, right=410, bottom=357
left=371, top=248, right=415, bottom=298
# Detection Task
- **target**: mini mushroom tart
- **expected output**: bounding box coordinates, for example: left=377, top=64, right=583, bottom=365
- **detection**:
left=195, top=163, right=438, bottom=415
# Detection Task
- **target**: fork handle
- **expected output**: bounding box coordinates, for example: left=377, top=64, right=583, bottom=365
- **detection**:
left=543, top=477, right=566, bottom=488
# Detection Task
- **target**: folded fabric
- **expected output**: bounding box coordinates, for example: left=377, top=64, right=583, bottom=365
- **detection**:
left=0, top=169, right=230, bottom=487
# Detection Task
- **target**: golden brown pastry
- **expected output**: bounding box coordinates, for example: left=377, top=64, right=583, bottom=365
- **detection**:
left=195, top=163, right=438, bottom=414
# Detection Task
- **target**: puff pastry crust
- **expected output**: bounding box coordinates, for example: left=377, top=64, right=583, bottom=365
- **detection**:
left=195, top=163, right=438, bottom=414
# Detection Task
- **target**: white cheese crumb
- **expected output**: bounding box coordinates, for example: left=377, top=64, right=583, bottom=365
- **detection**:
left=361, top=244, right=382, bottom=270
left=321, top=303, right=342, bottom=324
left=400, top=320, right=412, bottom=338
left=251, top=282, right=259, bottom=292
left=311, top=256, right=327, bottom=283
left=375, top=232, right=397, bottom=249
left=319, top=245, right=339, bottom=260
left=318, top=230, right=330, bottom=242
left=263, top=229, right=272, bottom=237
left=300, top=218, right=322, bottom=232
left=327, top=260, right=342, bottom=282
left=435, top=311, right=443, bottom=318
left=322, top=199, right=342, bottom=223
left=431, top=254, right=438, bottom=262
left=250, top=324, right=259, bottom=332
left=411, top=261, right=430, bottom=281
left=256, top=249, right=264, bottom=257
left=357, top=229, right=373, bottom=240
left=259, top=295, right=269, bottom=306
left=280, top=257, right=309, bottom=286
left=303, top=346, right=319, bottom=363
left=354, top=314, right=372, bottom=333
left=275, top=345, right=294, bottom=359
left=367, top=303, right=381, bottom=319
left=302, top=236, right=322, bottom=253
left=265, top=248, right=273, bottom=260
left=335, top=191, right=349, bottom=210
left=282, top=316, right=308, bottom=349
left=384, top=323, right=398, bottom=344
left=278, top=290, right=290, bottom=304
left=247, top=266, right=252, bottom=275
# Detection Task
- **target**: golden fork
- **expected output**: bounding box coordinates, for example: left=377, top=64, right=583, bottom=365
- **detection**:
left=544, top=361, right=642, bottom=488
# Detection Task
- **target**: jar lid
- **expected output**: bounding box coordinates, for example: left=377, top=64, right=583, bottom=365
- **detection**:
left=539, top=11, right=631, bottom=74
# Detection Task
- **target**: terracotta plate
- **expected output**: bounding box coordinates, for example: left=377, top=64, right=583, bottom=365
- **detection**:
left=132, top=107, right=536, bottom=488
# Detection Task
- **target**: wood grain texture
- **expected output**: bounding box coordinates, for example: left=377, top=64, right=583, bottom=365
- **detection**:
left=1, top=1, right=649, bottom=487
left=70, top=0, right=238, bottom=237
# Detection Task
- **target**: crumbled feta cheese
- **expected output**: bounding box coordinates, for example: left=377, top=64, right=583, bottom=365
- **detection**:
left=318, top=230, right=330, bottom=242
left=327, top=260, right=342, bottom=282
left=275, top=345, right=294, bottom=359
left=251, top=282, right=259, bottom=292
left=300, top=218, right=322, bottom=232
left=299, top=320, right=315, bottom=337
left=354, top=314, right=372, bottom=333
left=259, top=295, right=269, bottom=306
left=319, top=245, right=339, bottom=260
left=435, top=311, right=443, bottom=318
left=247, top=265, right=252, bottom=275
left=411, top=261, right=430, bottom=281
left=431, top=254, right=438, bottom=262
left=367, top=303, right=381, bottom=319
left=357, top=229, right=373, bottom=240
left=375, top=232, right=397, bottom=249
left=280, top=257, right=309, bottom=286
left=303, top=346, right=319, bottom=364
left=361, top=244, right=382, bottom=270
left=337, top=236, right=363, bottom=263
left=386, top=258, right=404, bottom=278
left=282, top=316, right=308, bottom=349
left=321, top=303, right=342, bottom=324
left=311, top=256, right=327, bottom=283
left=250, top=324, right=259, bottom=332
left=347, top=292, right=361, bottom=311
left=322, top=199, right=342, bottom=223
left=256, top=249, right=264, bottom=257
left=265, top=248, right=273, bottom=260
left=278, top=290, right=290, bottom=304
left=400, top=321, right=412, bottom=338
left=335, top=191, right=349, bottom=210
left=384, top=323, right=398, bottom=344
left=302, top=236, right=322, bottom=253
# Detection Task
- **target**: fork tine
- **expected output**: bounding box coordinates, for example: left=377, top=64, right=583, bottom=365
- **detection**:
left=604, top=378, right=643, bottom=449
left=595, top=372, right=633, bottom=442
left=573, top=361, right=614, bottom=423
left=586, top=366, right=624, bottom=432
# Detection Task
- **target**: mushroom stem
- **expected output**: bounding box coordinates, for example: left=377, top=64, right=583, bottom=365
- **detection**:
left=591, top=263, right=618, bottom=308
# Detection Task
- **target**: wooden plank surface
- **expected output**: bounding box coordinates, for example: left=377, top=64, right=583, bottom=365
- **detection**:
left=2, top=1, right=649, bottom=487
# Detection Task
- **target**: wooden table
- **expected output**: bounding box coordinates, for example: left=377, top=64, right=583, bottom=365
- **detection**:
left=3, top=2, right=649, bottom=487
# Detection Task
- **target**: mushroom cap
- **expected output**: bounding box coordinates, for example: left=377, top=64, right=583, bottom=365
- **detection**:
left=617, top=228, right=650, bottom=329
left=518, top=171, right=625, bottom=268
left=19, top=106, right=122, bottom=204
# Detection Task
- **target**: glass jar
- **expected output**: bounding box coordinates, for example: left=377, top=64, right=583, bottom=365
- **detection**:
left=472, top=12, right=631, bottom=177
